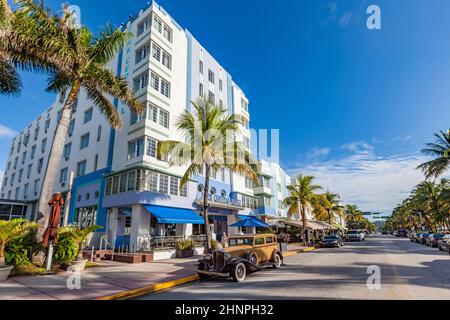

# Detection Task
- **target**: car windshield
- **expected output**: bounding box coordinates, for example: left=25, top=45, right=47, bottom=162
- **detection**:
left=347, top=231, right=359, bottom=234
left=229, top=238, right=254, bottom=246
left=324, top=236, right=338, bottom=240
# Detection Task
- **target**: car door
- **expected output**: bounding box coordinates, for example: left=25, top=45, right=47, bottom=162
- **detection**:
left=253, top=237, right=267, bottom=263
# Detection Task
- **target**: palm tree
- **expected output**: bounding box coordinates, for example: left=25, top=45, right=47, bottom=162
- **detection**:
left=418, top=130, right=450, bottom=179
left=60, top=225, right=101, bottom=261
left=0, top=219, right=37, bottom=267
left=158, top=98, right=259, bottom=251
left=283, top=174, right=322, bottom=246
left=9, top=1, right=144, bottom=238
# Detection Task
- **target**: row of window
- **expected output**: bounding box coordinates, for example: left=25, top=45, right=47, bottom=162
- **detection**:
left=198, top=62, right=223, bottom=91
left=136, top=41, right=172, bottom=70
left=127, top=136, right=167, bottom=161
left=130, top=102, right=169, bottom=128
left=134, top=70, right=171, bottom=98
left=137, top=13, right=173, bottom=43
left=105, top=169, right=188, bottom=197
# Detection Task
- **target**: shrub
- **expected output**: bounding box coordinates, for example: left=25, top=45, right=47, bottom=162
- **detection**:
left=176, top=239, right=195, bottom=251
left=211, top=239, right=219, bottom=250
left=5, top=229, right=40, bottom=267
left=0, top=219, right=37, bottom=267
left=53, top=232, right=78, bottom=267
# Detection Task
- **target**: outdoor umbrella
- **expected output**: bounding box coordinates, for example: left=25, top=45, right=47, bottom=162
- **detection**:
left=230, top=218, right=271, bottom=228
left=42, top=193, right=64, bottom=248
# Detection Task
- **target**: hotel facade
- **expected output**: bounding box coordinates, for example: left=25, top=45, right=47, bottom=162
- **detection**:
left=1, top=2, right=292, bottom=259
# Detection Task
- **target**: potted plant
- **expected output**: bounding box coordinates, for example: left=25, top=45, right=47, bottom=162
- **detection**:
left=0, top=219, right=37, bottom=281
left=176, top=239, right=195, bottom=258
left=59, top=225, right=101, bottom=271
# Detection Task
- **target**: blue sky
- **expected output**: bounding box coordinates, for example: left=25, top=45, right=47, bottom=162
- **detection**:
left=1, top=0, right=450, bottom=215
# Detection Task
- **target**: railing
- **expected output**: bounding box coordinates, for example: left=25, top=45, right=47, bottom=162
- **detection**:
left=150, top=235, right=207, bottom=251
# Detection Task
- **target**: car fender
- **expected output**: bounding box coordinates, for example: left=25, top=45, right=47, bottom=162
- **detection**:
left=226, top=258, right=260, bottom=273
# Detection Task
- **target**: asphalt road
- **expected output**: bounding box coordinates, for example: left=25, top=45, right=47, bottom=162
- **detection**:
left=138, top=235, right=450, bottom=300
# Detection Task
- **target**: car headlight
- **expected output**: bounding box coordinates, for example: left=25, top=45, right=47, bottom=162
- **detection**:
left=224, top=253, right=231, bottom=261
left=204, top=254, right=212, bottom=261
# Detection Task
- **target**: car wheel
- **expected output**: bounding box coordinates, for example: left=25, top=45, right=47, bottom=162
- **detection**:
left=248, top=252, right=259, bottom=266
left=232, top=263, right=247, bottom=282
left=273, top=254, right=282, bottom=269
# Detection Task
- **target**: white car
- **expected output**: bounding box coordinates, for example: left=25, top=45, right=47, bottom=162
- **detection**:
left=346, top=230, right=365, bottom=242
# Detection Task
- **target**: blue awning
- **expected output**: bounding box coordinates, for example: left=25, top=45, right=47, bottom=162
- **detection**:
left=144, top=205, right=205, bottom=225
left=230, top=218, right=271, bottom=228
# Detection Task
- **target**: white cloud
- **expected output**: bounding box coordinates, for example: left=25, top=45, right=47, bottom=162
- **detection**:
left=0, top=124, right=17, bottom=139
left=287, top=151, right=431, bottom=214
left=341, top=141, right=374, bottom=154
left=308, top=147, right=331, bottom=158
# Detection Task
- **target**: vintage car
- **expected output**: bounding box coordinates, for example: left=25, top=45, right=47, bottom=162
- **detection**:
left=197, top=234, right=283, bottom=282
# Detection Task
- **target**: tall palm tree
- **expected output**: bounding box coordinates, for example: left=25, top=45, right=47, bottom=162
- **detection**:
left=283, top=174, right=322, bottom=246
left=158, top=98, right=259, bottom=251
left=323, top=191, right=343, bottom=224
left=9, top=1, right=144, bottom=239
left=0, top=0, right=19, bottom=95
left=418, top=130, right=450, bottom=179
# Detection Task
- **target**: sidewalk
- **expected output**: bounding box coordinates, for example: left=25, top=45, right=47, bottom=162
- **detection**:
left=0, top=245, right=314, bottom=300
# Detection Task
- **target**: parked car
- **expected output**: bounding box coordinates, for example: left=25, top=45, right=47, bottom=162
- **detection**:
left=410, top=233, right=421, bottom=242
left=319, top=235, right=344, bottom=248
left=396, top=230, right=408, bottom=238
left=418, top=233, right=431, bottom=245
left=345, top=230, right=365, bottom=242
left=197, top=234, right=283, bottom=282
left=438, top=235, right=450, bottom=253
left=426, top=234, right=444, bottom=247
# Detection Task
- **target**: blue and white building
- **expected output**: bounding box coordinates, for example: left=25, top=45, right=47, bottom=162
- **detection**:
left=0, top=2, right=259, bottom=258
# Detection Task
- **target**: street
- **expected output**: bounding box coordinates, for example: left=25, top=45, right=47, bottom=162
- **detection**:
left=139, top=235, right=450, bottom=300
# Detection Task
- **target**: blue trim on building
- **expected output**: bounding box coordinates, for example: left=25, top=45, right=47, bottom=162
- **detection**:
left=68, top=167, right=112, bottom=232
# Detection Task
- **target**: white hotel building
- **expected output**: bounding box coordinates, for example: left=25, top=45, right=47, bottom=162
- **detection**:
left=0, top=2, right=261, bottom=257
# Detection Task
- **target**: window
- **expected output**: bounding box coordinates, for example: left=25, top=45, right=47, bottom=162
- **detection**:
left=72, top=99, right=78, bottom=113
left=18, top=169, right=23, bottom=183
left=80, top=133, right=90, bottom=150
left=76, top=160, right=87, bottom=177
left=245, top=177, right=253, bottom=189
left=13, top=157, right=18, bottom=169
left=97, top=126, right=102, bottom=142
left=180, top=182, right=188, bottom=197
left=112, top=176, right=119, bottom=194
left=160, top=78, right=171, bottom=98
left=23, top=183, right=29, bottom=199
left=10, top=173, right=15, bottom=186
left=41, top=138, right=47, bottom=153
left=208, top=91, right=215, bottom=104
left=60, top=167, right=68, bottom=184
left=163, top=24, right=172, bottom=42
left=219, top=99, right=223, bottom=108
left=34, top=126, right=39, bottom=141
left=84, top=108, right=93, bottom=123
left=135, top=43, right=150, bottom=64
left=37, top=158, right=44, bottom=174
left=150, top=71, right=160, bottom=91
left=94, top=154, right=99, bottom=171
left=199, top=61, right=203, bottom=74
left=17, top=139, right=21, bottom=153
left=244, top=137, right=250, bottom=149
left=68, top=119, right=75, bottom=137
left=23, top=134, right=29, bottom=146
left=148, top=103, right=158, bottom=123
left=219, top=79, right=223, bottom=91
left=199, top=83, right=204, bottom=97
left=128, top=138, right=144, bottom=160
left=153, top=14, right=163, bottom=33
left=255, top=238, right=265, bottom=245
left=162, top=51, right=172, bottom=69
left=45, top=119, right=51, bottom=133
left=277, top=183, right=282, bottom=192
left=208, top=70, right=215, bottom=84
left=221, top=168, right=226, bottom=182
left=148, top=171, right=158, bottom=192
left=159, top=174, right=168, bottom=194
left=27, top=164, right=32, bottom=178
left=146, top=137, right=158, bottom=158
left=241, top=98, right=249, bottom=112
left=64, top=143, right=72, bottom=160
left=159, top=109, right=169, bottom=128
left=3, top=177, right=7, bottom=188
left=137, top=16, right=151, bottom=36
left=127, top=171, right=136, bottom=191
left=21, top=151, right=27, bottom=164
left=34, top=179, right=40, bottom=195
left=14, top=187, right=19, bottom=200
left=170, top=176, right=178, bottom=196
left=266, top=237, right=274, bottom=244
left=30, top=145, right=36, bottom=160
left=151, top=42, right=161, bottom=61
left=134, top=72, right=149, bottom=92
left=6, top=162, right=10, bottom=171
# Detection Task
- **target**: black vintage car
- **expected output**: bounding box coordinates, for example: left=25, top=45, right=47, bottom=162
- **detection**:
left=319, top=235, right=344, bottom=248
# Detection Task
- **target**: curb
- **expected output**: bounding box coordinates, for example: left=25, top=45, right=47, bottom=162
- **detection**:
left=95, top=248, right=316, bottom=300
left=283, top=247, right=316, bottom=258
left=95, top=274, right=200, bottom=300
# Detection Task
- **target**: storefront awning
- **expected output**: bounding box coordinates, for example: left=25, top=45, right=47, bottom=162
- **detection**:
left=230, top=216, right=271, bottom=228
left=144, top=205, right=205, bottom=225
left=282, top=220, right=328, bottom=230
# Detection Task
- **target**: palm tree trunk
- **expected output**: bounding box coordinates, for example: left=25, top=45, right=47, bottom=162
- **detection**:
left=36, top=81, right=80, bottom=241
left=299, top=201, right=307, bottom=247
left=203, top=165, right=213, bottom=252
left=0, top=244, right=5, bottom=267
